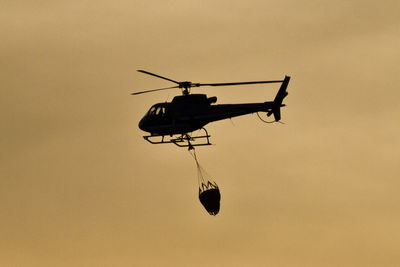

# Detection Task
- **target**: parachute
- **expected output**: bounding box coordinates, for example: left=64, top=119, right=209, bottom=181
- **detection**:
left=189, top=146, right=221, bottom=216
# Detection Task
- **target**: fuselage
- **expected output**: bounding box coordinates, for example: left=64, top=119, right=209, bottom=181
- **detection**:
left=139, top=94, right=275, bottom=135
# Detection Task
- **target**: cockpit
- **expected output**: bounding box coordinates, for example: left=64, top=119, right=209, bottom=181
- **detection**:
left=147, top=104, right=167, bottom=117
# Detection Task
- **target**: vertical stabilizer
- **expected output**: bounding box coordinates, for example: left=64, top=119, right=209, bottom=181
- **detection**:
left=267, top=76, right=290, bottom=121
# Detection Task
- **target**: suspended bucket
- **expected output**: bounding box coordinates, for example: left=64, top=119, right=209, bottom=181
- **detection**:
left=199, top=181, right=221, bottom=215
left=189, top=146, right=221, bottom=215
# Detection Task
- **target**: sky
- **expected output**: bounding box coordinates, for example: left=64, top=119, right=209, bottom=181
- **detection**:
left=1, top=0, right=400, bottom=266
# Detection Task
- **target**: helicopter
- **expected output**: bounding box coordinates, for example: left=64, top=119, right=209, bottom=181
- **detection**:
left=132, top=70, right=291, bottom=147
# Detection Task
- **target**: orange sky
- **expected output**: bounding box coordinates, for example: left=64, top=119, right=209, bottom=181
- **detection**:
left=2, top=1, right=400, bottom=266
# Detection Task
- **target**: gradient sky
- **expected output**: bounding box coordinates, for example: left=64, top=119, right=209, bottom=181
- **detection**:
left=2, top=1, right=400, bottom=266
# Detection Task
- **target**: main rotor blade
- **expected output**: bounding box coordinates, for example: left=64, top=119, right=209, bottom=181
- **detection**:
left=137, top=70, right=180, bottom=84
left=197, top=80, right=284, bottom=87
left=131, top=85, right=180, bottom=95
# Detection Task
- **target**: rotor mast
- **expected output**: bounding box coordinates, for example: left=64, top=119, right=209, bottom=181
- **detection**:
left=180, top=81, right=192, bottom=95
left=180, top=81, right=201, bottom=95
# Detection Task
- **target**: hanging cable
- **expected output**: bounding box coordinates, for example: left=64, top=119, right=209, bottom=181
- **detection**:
left=188, top=146, right=206, bottom=186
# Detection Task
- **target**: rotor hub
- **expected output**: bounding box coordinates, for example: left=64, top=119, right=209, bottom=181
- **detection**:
left=179, top=81, right=192, bottom=88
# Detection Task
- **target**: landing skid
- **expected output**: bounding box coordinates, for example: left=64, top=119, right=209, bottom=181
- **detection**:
left=143, top=128, right=212, bottom=148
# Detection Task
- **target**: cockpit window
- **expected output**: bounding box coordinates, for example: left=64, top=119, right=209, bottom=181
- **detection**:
left=148, top=106, right=156, bottom=115
left=148, top=105, right=166, bottom=117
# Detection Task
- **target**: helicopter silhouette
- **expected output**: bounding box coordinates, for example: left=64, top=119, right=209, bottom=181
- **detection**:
left=132, top=70, right=290, bottom=147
